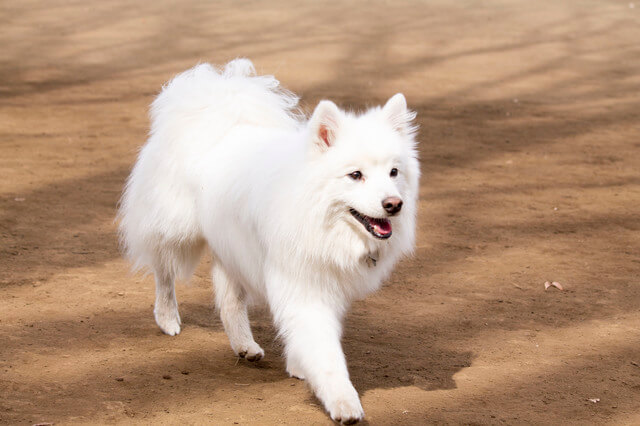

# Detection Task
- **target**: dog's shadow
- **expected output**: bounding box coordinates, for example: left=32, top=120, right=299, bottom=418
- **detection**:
left=184, top=298, right=472, bottom=414
left=201, top=303, right=474, bottom=395
left=342, top=315, right=474, bottom=393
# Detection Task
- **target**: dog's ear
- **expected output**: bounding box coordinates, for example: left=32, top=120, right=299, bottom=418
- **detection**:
left=309, top=100, right=342, bottom=150
left=383, top=93, right=417, bottom=136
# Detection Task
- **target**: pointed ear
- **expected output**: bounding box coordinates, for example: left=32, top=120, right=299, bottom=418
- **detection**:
left=382, top=93, right=417, bottom=136
left=309, top=100, right=342, bottom=150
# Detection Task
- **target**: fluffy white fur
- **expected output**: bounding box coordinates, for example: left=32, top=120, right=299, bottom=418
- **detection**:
left=118, top=59, right=419, bottom=424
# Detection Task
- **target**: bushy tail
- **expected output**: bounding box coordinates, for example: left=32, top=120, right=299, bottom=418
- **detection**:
left=149, top=58, right=301, bottom=140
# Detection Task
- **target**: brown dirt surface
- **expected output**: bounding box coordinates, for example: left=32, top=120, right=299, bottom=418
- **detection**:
left=2, top=0, right=640, bottom=424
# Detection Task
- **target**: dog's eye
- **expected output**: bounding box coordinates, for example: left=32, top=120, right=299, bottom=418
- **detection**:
left=390, top=168, right=398, bottom=177
left=349, top=171, right=363, bottom=180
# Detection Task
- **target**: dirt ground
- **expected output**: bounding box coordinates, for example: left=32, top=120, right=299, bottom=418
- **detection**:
left=1, top=0, right=639, bottom=424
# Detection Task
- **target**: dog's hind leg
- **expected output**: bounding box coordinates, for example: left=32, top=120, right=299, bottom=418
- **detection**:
left=213, top=264, right=264, bottom=361
left=153, top=266, right=181, bottom=336
left=151, top=239, right=205, bottom=335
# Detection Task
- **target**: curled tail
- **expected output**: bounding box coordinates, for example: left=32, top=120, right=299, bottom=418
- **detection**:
left=150, top=58, right=301, bottom=139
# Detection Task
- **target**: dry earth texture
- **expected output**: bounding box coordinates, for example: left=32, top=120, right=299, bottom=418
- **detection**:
left=1, top=0, right=639, bottom=424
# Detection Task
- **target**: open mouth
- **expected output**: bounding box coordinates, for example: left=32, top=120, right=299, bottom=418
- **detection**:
left=349, top=208, right=392, bottom=239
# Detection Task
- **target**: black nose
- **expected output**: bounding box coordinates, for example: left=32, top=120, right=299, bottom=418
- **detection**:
left=382, top=197, right=403, bottom=215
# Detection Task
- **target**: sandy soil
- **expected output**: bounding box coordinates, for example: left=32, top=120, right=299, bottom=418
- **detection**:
left=2, top=0, right=640, bottom=424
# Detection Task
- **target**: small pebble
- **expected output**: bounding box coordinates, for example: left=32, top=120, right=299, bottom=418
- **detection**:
left=162, top=374, right=172, bottom=380
left=115, top=377, right=124, bottom=382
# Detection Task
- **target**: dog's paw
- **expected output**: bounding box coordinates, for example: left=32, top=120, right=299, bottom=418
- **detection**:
left=327, top=390, right=364, bottom=424
left=235, top=341, right=264, bottom=362
left=154, top=307, right=181, bottom=336
left=286, top=361, right=306, bottom=380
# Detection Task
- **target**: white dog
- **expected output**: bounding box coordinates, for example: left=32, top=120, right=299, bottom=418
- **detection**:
left=118, top=59, right=419, bottom=424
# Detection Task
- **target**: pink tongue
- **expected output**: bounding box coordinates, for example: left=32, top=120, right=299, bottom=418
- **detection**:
left=372, top=218, right=392, bottom=235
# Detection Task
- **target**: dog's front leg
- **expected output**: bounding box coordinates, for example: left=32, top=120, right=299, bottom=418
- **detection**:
left=274, top=300, right=364, bottom=424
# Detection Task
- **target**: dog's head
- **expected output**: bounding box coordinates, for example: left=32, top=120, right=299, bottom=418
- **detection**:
left=305, top=94, right=420, bottom=248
